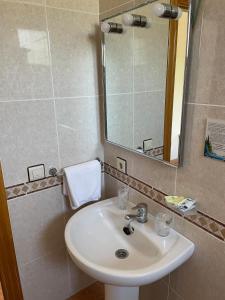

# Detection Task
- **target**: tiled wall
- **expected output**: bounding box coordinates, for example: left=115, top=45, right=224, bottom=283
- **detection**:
left=101, top=0, right=225, bottom=300
left=0, top=0, right=103, bottom=299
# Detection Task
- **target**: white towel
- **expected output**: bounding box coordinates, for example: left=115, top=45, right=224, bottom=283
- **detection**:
left=63, top=160, right=101, bottom=209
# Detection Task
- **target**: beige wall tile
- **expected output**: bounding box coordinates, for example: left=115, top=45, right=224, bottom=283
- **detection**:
left=100, top=1, right=134, bottom=20
left=47, top=7, right=100, bottom=98
left=8, top=187, right=65, bottom=266
left=0, top=2, right=53, bottom=101
left=168, top=288, right=183, bottom=300
left=0, top=100, right=59, bottom=186
left=99, top=0, right=133, bottom=14
left=176, top=104, right=225, bottom=223
left=68, top=256, right=95, bottom=295
left=170, top=221, right=225, bottom=300
left=104, top=142, right=134, bottom=174
left=140, top=279, right=168, bottom=300
left=131, top=153, right=176, bottom=195
left=20, top=247, right=70, bottom=300
left=55, top=97, right=103, bottom=168
left=46, top=0, right=99, bottom=14
left=104, top=142, right=176, bottom=195
left=188, top=0, right=225, bottom=105
left=104, top=173, right=127, bottom=199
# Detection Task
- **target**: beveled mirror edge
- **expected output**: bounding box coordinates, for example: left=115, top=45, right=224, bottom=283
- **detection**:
left=101, top=0, right=200, bottom=168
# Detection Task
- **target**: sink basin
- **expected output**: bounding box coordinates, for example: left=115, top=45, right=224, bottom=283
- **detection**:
left=65, top=198, right=194, bottom=300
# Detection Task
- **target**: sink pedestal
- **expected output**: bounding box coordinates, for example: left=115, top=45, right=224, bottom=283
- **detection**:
left=105, top=285, right=139, bottom=300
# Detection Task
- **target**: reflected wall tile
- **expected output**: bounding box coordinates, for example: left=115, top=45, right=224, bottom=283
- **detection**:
left=104, top=17, right=133, bottom=94
left=106, top=94, right=133, bottom=149
left=100, top=1, right=134, bottom=20
left=46, top=0, right=99, bottom=14
left=0, top=100, right=59, bottom=187
left=99, top=0, right=134, bottom=14
left=188, top=0, right=225, bottom=105
left=133, top=22, right=168, bottom=92
left=0, top=2, right=53, bottom=101
left=55, top=97, right=103, bottom=168
left=134, top=92, right=165, bottom=150
left=176, top=104, right=225, bottom=223
left=8, top=187, right=65, bottom=266
left=170, top=221, right=225, bottom=300
left=20, top=247, right=70, bottom=300
left=47, top=8, right=99, bottom=98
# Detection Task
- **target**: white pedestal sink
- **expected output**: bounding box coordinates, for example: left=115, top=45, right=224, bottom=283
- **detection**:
left=65, top=198, right=194, bottom=300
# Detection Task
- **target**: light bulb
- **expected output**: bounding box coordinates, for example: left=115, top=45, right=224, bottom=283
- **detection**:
left=152, top=3, right=183, bottom=20
left=101, top=22, right=111, bottom=33
left=100, top=22, right=123, bottom=34
left=122, top=14, right=151, bottom=28
left=153, top=3, right=165, bottom=17
left=122, top=14, right=134, bottom=26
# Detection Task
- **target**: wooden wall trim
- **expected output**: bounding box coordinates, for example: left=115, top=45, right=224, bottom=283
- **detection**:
left=163, top=0, right=189, bottom=161
left=163, top=0, right=179, bottom=161
left=0, top=163, right=23, bottom=300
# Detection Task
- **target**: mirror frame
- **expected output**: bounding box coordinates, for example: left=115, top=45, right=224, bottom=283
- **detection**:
left=101, top=0, right=200, bottom=168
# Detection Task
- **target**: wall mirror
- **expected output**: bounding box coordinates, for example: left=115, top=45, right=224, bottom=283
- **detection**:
left=101, top=0, right=196, bottom=167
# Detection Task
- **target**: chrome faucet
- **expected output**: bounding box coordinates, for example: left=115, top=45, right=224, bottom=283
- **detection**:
left=125, top=203, right=148, bottom=223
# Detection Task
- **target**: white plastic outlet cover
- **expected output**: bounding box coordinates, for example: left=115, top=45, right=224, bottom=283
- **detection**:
left=116, top=157, right=127, bottom=174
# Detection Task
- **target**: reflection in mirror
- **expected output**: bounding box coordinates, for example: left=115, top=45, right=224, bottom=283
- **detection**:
left=102, top=0, right=191, bottom=167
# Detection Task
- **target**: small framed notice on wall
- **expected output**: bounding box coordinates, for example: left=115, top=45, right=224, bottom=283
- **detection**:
left=204, top=118, right=225, bottom=162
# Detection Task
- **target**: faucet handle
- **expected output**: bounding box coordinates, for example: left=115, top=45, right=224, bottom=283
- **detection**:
left=132, top=203, right=148, bottom=211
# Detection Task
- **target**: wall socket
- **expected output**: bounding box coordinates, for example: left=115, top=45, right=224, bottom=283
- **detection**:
left=27, top=164, right=45, bottom=182
left=116, top=157, right=127, bottom=174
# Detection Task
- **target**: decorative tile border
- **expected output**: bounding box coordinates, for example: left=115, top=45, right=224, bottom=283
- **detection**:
left=6, top=162, right=225, bottom=242
left=6, top=176, right=62, bottom=200
left=104, top=162, right=225, bottom=242
left=145, top=146, right=164, bottom=157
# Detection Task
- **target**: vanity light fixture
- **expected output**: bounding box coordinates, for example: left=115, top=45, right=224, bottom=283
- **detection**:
left=152, top=3, right=183, bottom=20
left=122, top=14, right=151, bottom=28
left=101, top=21, right=123, bottom=34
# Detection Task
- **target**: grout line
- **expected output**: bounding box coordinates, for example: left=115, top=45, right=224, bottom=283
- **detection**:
left=0, top=0, right=99, bottom=15
left=0, top=95, right=100, bottom=103
left=19, top=245, right=66, bottom=268
left=45, top=4, right=98, bottom=16
left=174, top=168, right=178, bottom=195
left=166, top=274, right=171, bottom=300
left=187, top=102, right=225, bottom=108
left=44, top=2, right=61, bottom=169
left=100, top=0, right=134, bottom=15
left=0, top=0, right=44, bottom=7
left=106, top=90, right=164, bottom=96
left=132, top=6, right=135, bottom=151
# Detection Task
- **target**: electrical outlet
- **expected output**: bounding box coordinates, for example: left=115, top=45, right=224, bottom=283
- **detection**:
left=28, top=164, right=45, bottom=182
left=143, top=139, right=153, bottom=151
left=116, top=157, right=127, bottom=174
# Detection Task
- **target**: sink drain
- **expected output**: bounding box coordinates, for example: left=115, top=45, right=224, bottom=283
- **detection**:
left=115, top=249, right=129, bottom=259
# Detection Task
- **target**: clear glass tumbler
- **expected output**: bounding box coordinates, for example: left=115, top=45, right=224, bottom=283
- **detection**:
left=117, top=186, right=129, bottom=210
left=155, top=213, right=173, bottom=237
